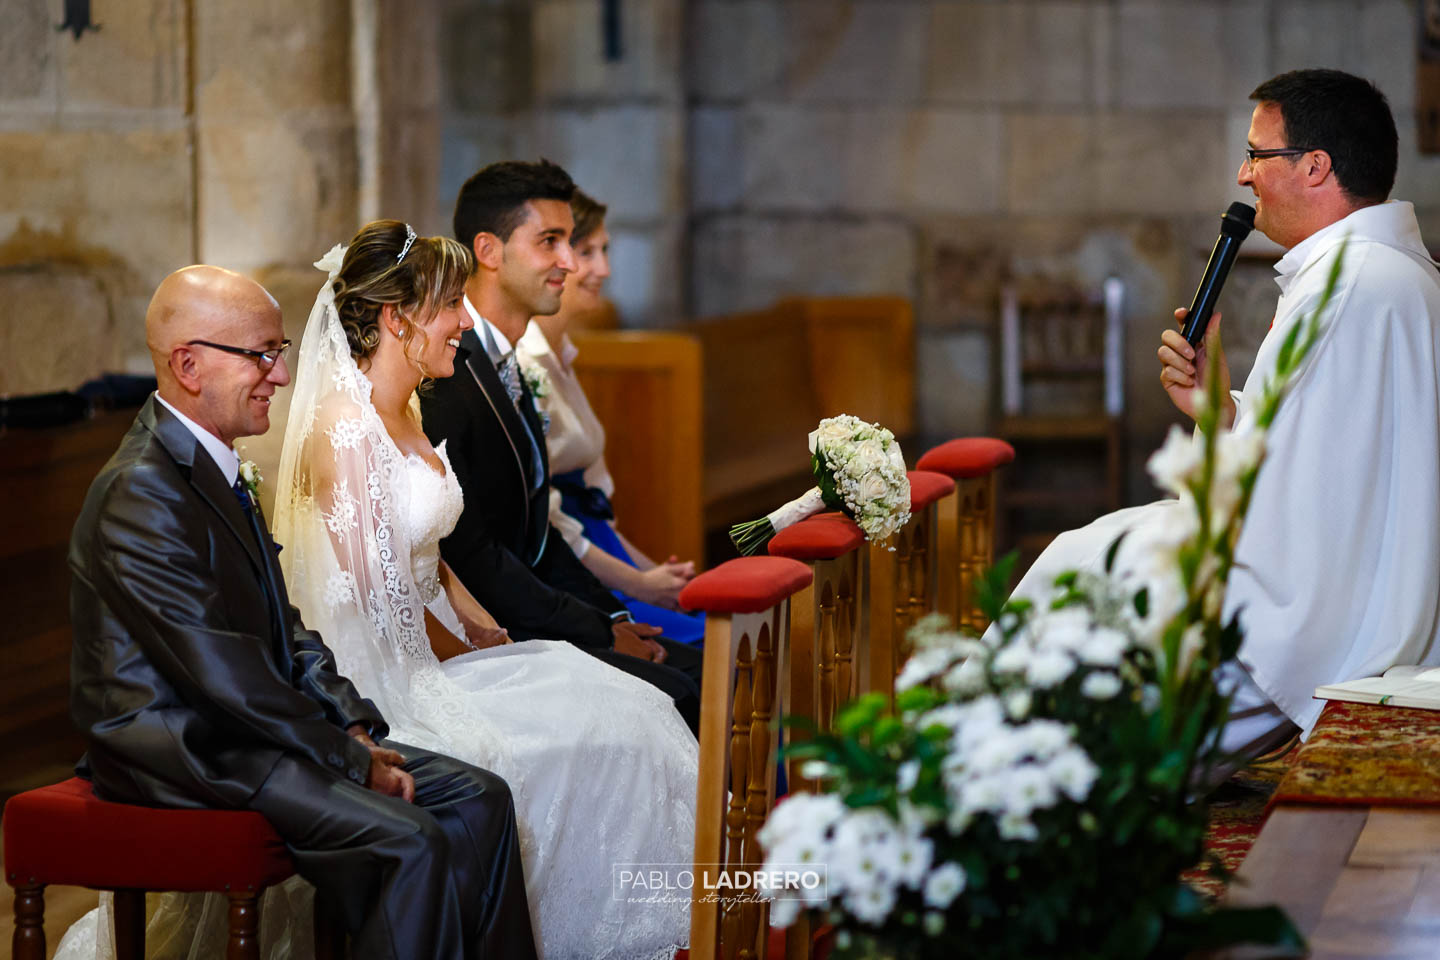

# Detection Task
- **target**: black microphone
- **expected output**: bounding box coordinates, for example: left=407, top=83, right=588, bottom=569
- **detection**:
left=1181, top=202, right=1256, bottom=347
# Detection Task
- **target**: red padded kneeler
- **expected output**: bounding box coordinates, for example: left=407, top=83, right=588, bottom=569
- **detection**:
left=680, top=557, right=813, bottom=614
left=766, top=513, right=865, bottom=562
left=916, top=437, right=1015, bottom=479
left=906, top=470, right=954, bottom=511
left=3, top=777, right=294, bottom=893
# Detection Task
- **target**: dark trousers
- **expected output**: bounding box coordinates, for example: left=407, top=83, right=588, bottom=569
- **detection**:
left=251, top=741, right=537, bottom=960
left=585, top=637, right=703, bottom=736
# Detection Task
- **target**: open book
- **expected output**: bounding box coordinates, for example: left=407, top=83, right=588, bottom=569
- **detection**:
left=1315, top=666, right=1440, bottom=710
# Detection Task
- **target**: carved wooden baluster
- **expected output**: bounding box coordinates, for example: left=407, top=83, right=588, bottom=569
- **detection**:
left=966, top=476, right=996, bottom=629
left=815, top=577, right=837, bottom=732
left=893, top=523, right=915, bottom=653
left=834, top=561, right=856, bottom=709
left=739, top=621, right=777, bottom=958
left=908, top=506, right=933, bottom=628
left=956, top=480, right=980, bottom=632
left=723, top=633, right=754, bottom=960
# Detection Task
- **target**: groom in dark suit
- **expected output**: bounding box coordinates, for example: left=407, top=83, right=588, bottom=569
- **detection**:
left=420, top=159, right=702, bottom=732
left=69, top=265, right=536, bottom=960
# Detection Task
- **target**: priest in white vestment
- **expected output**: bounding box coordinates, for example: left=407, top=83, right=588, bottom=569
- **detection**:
left=1007, top=69, right=1440, bottom=758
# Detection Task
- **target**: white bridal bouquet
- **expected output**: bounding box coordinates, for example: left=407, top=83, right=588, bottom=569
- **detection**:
left=730, top=414, right=912, bottom=555
left=755, top=250, right=1345, bottom=960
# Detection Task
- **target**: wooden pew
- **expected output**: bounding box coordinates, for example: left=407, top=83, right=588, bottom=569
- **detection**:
left=571, top=296, right=915, bottom=567
left=698, top=297, right=916, bottom=537
left=0, top=410, right=139, bottom=804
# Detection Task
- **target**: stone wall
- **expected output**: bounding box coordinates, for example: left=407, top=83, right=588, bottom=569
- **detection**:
left=432, top=0, right=1440, bottom=500
left=0, top=0, right=368, bottom=400
left=684, top=0, right=1440, bottom=498
left=0, top=0, right=191, bottom=396
left=436, top=0, right=687, bottom=327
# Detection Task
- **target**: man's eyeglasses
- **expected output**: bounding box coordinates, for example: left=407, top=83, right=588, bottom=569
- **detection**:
left=187, top=339, right=293, bottom=370
left=1244, top=146, right=1315, bottom=164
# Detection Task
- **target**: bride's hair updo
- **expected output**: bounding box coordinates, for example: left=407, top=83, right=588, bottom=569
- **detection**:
left=332, top=220, right=474, bottom=365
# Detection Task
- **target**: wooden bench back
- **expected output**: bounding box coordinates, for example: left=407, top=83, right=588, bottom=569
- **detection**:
left=570, top=331, right=704, bottom=567
left=571, top=296, right=917, bottom=563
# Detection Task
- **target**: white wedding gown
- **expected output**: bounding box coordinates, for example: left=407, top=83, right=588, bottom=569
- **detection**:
left=55, top=245, right=697, bottom=960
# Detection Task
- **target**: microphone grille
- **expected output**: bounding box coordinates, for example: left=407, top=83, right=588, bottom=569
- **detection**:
left=1221, top=201, right=1255, bottom=237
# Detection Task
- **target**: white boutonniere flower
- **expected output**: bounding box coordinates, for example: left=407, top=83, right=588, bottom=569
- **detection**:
left=520, top=360, right=550, bottom=400
left=239, top=460, right=263, bottom=501
left=520, top=359, right=553, bottom=434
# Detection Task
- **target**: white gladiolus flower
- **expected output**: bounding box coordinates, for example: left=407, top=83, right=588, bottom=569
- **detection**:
left=1081, top=671, right=1123, bottom=700
left=924, top=863, right=967, bottom=908
left=1176, top=622, right=1207, bottom=676
left=1147, top=424, right=1203, bottom=495
left=1217, top=423, right=1266, bottom=481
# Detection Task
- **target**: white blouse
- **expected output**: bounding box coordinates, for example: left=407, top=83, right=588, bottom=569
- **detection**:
left=517, top=320, right=616, bottom=558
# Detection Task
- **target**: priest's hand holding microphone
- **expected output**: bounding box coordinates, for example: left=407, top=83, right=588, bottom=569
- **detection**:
left=1157, top=201, right=1256, bottom=429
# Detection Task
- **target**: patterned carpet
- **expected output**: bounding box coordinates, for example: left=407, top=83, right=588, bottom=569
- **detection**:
left=1272, top=701, right=1440, bottom=806
left=1183, top=740, right=1299, bottom=901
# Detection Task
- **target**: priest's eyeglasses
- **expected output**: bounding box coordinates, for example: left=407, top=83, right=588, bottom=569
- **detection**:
left=1244, top=146, right=1314, bottom=164
left=187, top=339, right=293, bottom=370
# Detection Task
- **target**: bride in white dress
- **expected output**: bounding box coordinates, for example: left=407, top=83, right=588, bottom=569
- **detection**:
left=54, top=223, right=697, bottom=960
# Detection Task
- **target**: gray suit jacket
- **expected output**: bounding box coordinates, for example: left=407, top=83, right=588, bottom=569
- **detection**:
left=69, top=397, right=386, bottom=808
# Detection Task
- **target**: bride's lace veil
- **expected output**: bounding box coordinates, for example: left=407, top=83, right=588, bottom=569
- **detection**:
left=271, top=232, right=508, bottom=770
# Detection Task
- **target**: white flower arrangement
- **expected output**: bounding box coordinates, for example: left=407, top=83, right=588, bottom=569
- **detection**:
left=730, top=414, right=912, bottom=555
left=754, top=247, right=1344, bottom=959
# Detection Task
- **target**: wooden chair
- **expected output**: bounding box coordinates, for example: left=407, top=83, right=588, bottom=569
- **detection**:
left=996, top=278, right=1125, bottom=566
left=867, top=470, right=955, bottom=699
left=677, top=556, right=814, bottom=960
left=916, top=438, right=1016, bottom=633
left=4, top=777, right=341, bottom=960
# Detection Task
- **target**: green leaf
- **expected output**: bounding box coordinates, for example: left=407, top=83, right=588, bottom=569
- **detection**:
left=1159, top=905, right=1306, bottom=953
left=1104, top=531, right=1129, bottom=574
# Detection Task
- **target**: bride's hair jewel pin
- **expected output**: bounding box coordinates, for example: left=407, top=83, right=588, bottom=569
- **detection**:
left=396, top=223, right=417, bottom=264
